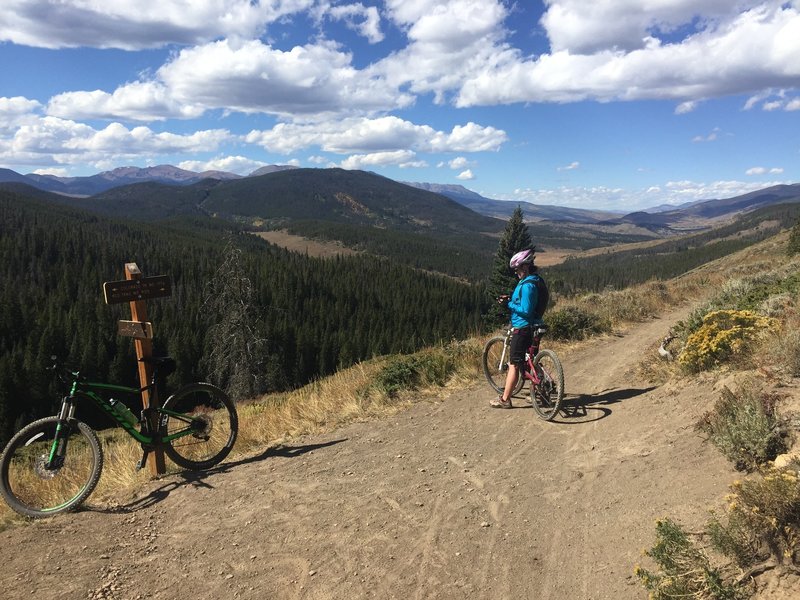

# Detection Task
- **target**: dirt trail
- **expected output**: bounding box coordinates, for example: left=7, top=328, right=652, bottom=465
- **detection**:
left=0, top=307, right=749, bottom=599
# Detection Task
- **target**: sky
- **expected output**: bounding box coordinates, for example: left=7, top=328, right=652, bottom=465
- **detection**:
left=1, top=1, right=799, bottom=212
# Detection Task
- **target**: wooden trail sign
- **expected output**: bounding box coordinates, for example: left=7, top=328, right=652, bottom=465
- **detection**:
left=117, top=320, right=154, bottom=339
left=103, top=275, right=171, bottom=304
left=103, top=263, right=171, bottom=476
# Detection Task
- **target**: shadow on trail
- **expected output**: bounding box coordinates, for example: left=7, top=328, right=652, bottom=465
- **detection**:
left=552, top=386, right=658, bottom=424
left=88, top=438, right=347, bottom=514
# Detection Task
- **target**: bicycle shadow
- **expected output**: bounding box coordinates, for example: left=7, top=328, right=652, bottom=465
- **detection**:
left=548, top=386, right=657, bottom=424
left=88, top=438, right=347, bottom=514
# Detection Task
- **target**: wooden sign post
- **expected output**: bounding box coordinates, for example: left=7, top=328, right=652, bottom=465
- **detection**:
left=103, top=263, right=172, bottom=476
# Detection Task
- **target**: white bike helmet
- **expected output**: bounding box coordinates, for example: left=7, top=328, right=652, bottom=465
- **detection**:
left=509, top=249, right=535, bottom=269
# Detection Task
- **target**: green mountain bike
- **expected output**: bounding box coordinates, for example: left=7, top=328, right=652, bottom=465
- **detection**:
left=0, top=356, right=238, bottom=518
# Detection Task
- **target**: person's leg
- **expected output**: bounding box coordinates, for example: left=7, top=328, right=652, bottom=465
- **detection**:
left=501, top=363, right=519, bottom=402
left=491, top=328, right=529, bottom=408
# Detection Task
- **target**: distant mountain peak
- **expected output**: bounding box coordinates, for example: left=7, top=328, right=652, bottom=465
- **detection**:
left=249, top=164, right=300, bottom=177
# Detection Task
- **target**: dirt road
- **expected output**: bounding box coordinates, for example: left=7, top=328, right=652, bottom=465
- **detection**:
left=0, top=309, right=743, bottom=599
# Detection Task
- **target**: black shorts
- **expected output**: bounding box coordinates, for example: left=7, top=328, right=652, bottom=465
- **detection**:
left=509, top=326, right=532, bottom=366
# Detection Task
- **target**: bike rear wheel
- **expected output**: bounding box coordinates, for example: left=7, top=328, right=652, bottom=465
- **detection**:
left=161, top=383, right=238, bottom=470
left=482, top=336, right=524, bottom=395
left=0, top=417, right=103, bottom=518
left=530, top=349, right=565, bottom=421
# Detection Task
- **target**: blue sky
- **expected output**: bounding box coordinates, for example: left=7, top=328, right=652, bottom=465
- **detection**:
left=1, top=1, right=799, bottom=211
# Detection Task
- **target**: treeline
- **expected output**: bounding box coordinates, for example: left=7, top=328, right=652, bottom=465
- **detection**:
left=283, top=219, right=497, bottom=281
left=0, top=189, right=487, bottom=445
left=546, top=203, right=800, bottom=294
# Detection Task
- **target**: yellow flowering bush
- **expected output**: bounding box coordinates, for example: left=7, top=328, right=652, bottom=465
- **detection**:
left=678, top=310, right=779, bottom=372
left=708, top=467, right=800, bottom=568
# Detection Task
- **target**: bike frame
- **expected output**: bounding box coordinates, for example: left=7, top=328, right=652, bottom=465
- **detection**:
left=498, top=327, right=546, bottom=385
left=48, top=371, right=196, bottom=469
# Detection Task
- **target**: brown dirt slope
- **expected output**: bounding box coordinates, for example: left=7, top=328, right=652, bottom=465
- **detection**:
left=1, top=305, right=797, bottom=600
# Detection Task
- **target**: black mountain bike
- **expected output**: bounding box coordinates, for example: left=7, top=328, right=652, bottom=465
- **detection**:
left=0, top=356, right=237, bottom=518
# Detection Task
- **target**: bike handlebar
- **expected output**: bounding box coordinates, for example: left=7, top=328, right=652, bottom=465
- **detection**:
left=48, top=355, right=84, bottom=385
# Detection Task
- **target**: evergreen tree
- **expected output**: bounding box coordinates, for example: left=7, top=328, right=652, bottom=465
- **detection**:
left=201, top=235, right=269, bottom=401
left=789, top=218, right=800, bottom=256
left=485, top=206, right=533, bottom=328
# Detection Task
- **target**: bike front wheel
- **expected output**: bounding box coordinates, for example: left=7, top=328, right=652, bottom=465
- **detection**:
left=482, top=336, right=524, bottom=395
left=0, top=417, right=103, bottom=518
left=161, top=383, right=238, bottom=471
left=530, top=349, right=565, bottom=421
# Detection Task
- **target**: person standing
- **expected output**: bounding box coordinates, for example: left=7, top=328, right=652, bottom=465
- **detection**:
left=490, top=249, right=544, bottom=408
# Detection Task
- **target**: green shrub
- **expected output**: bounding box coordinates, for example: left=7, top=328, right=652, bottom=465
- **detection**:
left=546, top=306, right=611, bottom=341
left=709, top=466, right=800, bottom=568
left=788, top=219, right=800, bottom=256
left=372, top=343, right=472, bottom=398
left=635, top=518, right=742, bottom=600
left=696, top=383, right=789, bottom=472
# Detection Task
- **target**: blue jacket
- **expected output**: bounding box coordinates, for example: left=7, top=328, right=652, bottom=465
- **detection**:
left=508, top=275, right=544, bottom=328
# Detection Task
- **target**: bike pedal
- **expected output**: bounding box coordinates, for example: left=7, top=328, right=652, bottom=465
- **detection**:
left=136, top=451, right=150, bottom=471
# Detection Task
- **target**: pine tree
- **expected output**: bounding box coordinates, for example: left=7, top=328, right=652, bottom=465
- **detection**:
left=485, top=206, right=533, bottom=328
left=201, top=235, right=269, bottom=401
left=789, top=218, right=800, bottom=256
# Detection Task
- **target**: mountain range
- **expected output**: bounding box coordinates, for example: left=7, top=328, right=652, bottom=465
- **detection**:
left=1, top=165, right=799, bottom=234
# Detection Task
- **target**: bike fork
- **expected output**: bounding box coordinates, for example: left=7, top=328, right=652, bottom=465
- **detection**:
left=46, top=399, right=76, bottom=469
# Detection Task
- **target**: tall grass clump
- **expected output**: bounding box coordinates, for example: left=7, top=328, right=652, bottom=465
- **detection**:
left=696, top=381, right=789, bottom=472
left=760, top=307, right=800, bottom=376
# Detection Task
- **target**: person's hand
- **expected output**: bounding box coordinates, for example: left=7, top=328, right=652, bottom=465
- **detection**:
left=497, top=294, right=509, bottom=304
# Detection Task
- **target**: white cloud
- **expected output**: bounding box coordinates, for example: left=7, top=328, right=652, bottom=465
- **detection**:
left=47, top=82, right=204, bottom=122
left=245, top=116, right=507, bottom=155
left=502, top=178, right=790, bottom=211
left=0, top=0, right=315, bottom=49
left=340, top=150, right=418, bottom=169
left=746, top=166, right=784, bottom=175
left=557, top=161, right=580, bottom=171
left=32, top=167, right=69, bottom=176
left=0, top=115, right=230, bottom=169
left=540, top=0, right=737, bottom=54
left=325, top=3, right=384, bottom=43
left=178, top=155, right=265, bottom=175
left=14, top=1, right=800, bottom=128
left=456, top=3, right=800, bottom=107
left=456, top=169, right=475, bottom=180
left=448, top=156, right=471, bottom=169
left=50, top=39, right=414, bottom=122
left=0, top=96, right=41, bottom=134
left=379, top=0, right=510, bottom=103
left=675, top=100, right=699, bottom=114
left=692, top=127, right=720, bottom=143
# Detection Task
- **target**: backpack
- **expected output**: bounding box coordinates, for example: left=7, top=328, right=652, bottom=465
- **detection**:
left=529, top=274, right=549, bottom=319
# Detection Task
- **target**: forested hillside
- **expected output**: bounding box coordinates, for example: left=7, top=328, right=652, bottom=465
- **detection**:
left=546, top=202, right=800, bottom=293
left=0, top=189, right=487, bottom=445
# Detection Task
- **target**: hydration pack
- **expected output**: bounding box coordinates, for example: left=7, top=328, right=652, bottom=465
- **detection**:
left=530, top=274, right=549, bottom=319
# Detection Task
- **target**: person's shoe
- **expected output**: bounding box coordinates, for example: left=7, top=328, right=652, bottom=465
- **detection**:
left=490, top=395, right=512, bottom=409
